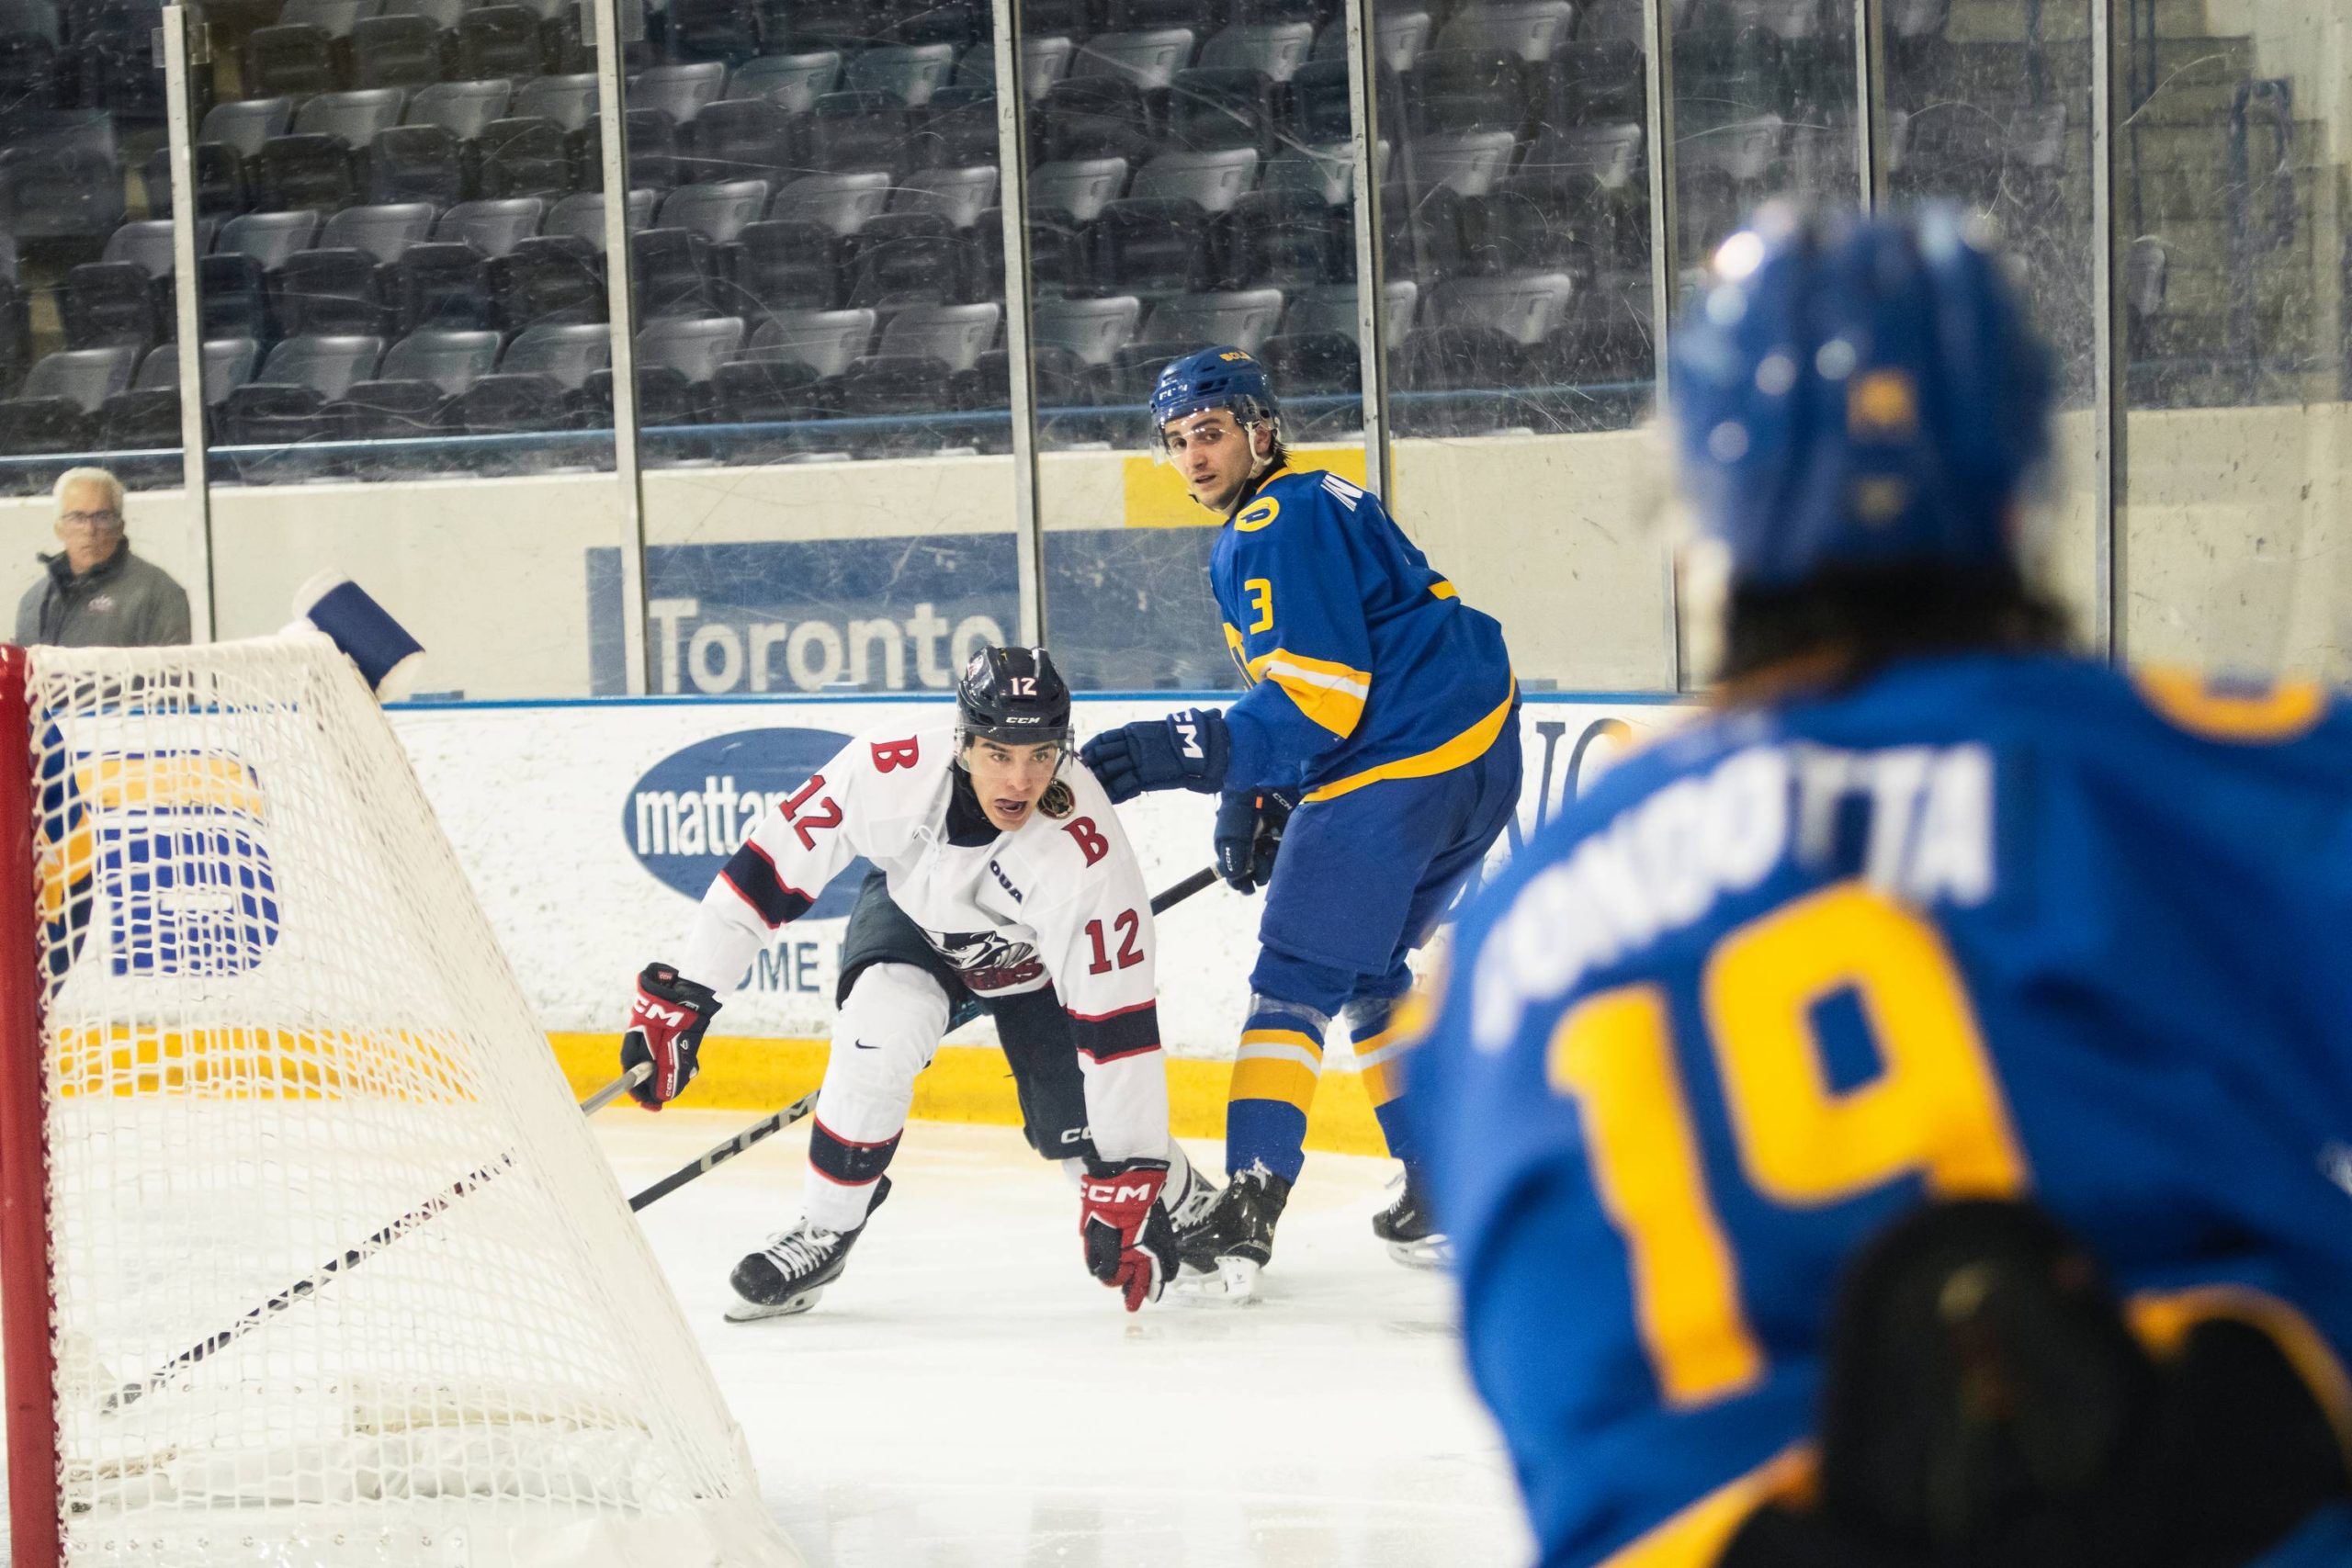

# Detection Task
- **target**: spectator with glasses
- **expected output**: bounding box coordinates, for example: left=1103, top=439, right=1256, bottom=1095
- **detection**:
left=15, top=468, right=191, bottom=649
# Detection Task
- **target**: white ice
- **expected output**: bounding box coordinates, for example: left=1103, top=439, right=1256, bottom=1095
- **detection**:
left=0, top=1112, right=1531, bottom=1567
left=605, top=1111, right=1532, bottom=1568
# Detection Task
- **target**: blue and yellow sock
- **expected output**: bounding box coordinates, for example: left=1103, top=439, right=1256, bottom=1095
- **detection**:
left=1347, top=995, right=1422, bottom=1168
left=1226, top=995, right=1330, bottom=1185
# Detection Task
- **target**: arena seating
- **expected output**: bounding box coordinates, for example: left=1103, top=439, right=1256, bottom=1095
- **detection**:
left=0, top=0, right=2327, bottom=472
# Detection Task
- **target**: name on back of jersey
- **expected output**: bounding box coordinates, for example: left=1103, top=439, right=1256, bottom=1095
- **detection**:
left=1473, top=739, right=1994, bottom=1052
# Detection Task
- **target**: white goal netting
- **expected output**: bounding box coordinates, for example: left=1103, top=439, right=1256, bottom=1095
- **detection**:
left=19, top=635, right=800, bottom=1567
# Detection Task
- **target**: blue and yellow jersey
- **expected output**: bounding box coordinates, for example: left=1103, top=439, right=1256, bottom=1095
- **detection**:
left=1209, top=463, right=1516, bottom=800
left=1408, top=652, right=2352, bottom=1568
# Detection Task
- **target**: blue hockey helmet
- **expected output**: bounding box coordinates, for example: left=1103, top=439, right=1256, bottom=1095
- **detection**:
left=1668, top=205, right=2054, bottom=590
left=1149, top=345, right=1280, bottom=438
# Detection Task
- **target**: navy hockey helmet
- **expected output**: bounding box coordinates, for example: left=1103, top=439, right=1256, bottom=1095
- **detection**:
left=956, top=646, right=1072, bottom=754
left=1150, top=345, right=1281, bottom=442
left=1668, top=204, right=2055, bottom=590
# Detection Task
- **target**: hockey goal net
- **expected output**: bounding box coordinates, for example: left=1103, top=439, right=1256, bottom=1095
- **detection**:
left=0, top=636, right=800, bottom=1567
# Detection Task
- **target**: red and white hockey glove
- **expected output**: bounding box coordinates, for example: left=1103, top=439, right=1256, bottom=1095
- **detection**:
left=1079, top=1157, right=1176, bottom=1312
left=620, top=963, right=721, bottom=1111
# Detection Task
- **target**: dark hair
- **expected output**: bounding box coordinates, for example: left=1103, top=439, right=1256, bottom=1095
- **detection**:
left=1720, top=561, right=2072, bottom=686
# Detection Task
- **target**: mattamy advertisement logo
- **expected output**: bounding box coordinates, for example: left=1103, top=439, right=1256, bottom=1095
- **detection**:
left=623, top=728, right=871, bottom=919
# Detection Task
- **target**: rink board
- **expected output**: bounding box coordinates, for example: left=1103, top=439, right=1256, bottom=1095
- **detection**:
left=390, top=694, right=1688, bottom=1111
left=545, top=1031, right=1398, bottom=1154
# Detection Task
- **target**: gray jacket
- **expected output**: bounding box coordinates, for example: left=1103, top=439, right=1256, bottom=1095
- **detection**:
left=15, top=545, right=192, bottom=649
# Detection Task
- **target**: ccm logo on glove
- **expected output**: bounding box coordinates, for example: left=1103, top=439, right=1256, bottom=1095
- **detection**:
left=621, top=963, right=721, bottom=1111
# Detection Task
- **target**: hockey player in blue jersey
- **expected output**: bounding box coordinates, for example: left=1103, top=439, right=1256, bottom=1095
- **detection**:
left=1080, top=347, right=1521, bottom=1300
left=1410, top=205, right=2352, bottom=1568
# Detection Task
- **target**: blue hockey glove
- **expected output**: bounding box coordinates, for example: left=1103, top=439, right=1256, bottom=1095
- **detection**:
left=1214, top=787, right=1295, bottom=895
left=1080, top=708, right=1230, bottom=803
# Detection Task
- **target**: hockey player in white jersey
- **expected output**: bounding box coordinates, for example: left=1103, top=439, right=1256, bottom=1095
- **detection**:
left=620, top=646, right=1212, bottom=1319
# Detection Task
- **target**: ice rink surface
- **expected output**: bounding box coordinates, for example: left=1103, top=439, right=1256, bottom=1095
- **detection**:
left=603, top=1111, right=1532, bottom=1568
left=0, top=1111, right=1528, bottom=1567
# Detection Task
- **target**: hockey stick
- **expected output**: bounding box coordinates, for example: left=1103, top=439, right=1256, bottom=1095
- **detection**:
left=579, top=1061, right=652, bottom=1114
left=104, top=1151, right=518, bottom=1412
left=625, top=865, right=1220, bottom=1214
left=107, top=1061, right=662, bottom=1410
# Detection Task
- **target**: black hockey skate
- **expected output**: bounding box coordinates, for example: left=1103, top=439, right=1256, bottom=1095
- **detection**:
left=726, top=1177, right=891, bottom=1322
left=1372, top=1168, right=1451, bottom=1269
left=1173, top=1162, right=1291, bottom=1303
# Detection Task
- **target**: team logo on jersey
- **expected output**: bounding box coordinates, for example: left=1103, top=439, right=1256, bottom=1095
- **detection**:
left=1038, top=779, right=1074, bottom=819
left=1234, top=497, right=1281, bottom=533
left=625, top=728, right=871, bottom=916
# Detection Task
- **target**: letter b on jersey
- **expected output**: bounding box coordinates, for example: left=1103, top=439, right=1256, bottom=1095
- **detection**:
left=1063, top=818, right=1109, bottom=866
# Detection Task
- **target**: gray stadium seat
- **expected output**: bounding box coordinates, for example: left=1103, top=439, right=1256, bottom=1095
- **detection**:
left=1031, top=295, right=1141, bottom=367
left=892, top=165, right=998, bottom=229
left=408, top=79, right=516, bottom=137
left=1436, top=0, right=1577, bottom=61
left=546, top=187, right=658, bottom=247
left=748, top=310, right=876, bottom=378
left=514, top=73, right=599, bottom=130
left=631, top=61, right=727, bottom=124
left=657, top=179, right=771, bottom=243
left=954, top=36, right=1073, bottom=97
left=1127, top=148, right=1260, bottom=212
left=1200, top=21, right=1315, bottom=79
left=1028, top=158, right=1129, bottom=224
left=843, top=42, right=957, bottom=107
left=871, top=300, right=997, bottom=368
left=1312, top=10, right=1432, bottom=74
left=729, top=51, right=840, bottom=114
left=22, top=344, right=141, bottom=409
left=1406, top=130, right=1520, bottom=197
left=1069, top=28, right=1196, bottom=89
left=770, top=172, right=893, bottom=236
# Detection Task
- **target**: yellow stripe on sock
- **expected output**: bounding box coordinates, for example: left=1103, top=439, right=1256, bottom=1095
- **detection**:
left=1229, top=1055, right=1321, bottom=1113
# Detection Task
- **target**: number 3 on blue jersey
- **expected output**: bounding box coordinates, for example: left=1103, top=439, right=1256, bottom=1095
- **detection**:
left=1244, top=578, right=1273, bottom=634
left=1545, top=881, right=2027, bottom=1407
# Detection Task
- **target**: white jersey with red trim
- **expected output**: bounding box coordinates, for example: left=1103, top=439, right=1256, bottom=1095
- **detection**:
left=674, top=723, right=1170, bottom=1163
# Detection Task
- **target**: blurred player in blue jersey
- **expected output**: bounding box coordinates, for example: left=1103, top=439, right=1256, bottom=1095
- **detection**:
left=1080, top=347, right=1521, bottom=1301
left=1411, top=205, right=2352, bottom=1568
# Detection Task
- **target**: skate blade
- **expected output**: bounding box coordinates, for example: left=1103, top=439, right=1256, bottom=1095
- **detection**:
left=725, top=1286, right=824, bottom=1322
left=1170, top=1257, right=1262, bottom=1305
left=1385, top=1235, right=1453, bottom=1269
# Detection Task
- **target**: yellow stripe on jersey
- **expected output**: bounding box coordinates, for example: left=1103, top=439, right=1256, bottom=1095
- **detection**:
left=2135, top=667, right=2328, bottom=743
left=1245, top=647, right=1373, bottom=739
left=1305, top=679, right=1517, bottom=802
left=1430, top=579, right=1460, bottom=601
left=1595, top=1447, right=1816, bottom=1568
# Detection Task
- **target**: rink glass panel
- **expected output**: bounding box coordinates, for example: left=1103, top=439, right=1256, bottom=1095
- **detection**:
left=1017, top=0, right=1367, bottom=694
left=1374, top=0, right=1668, bottom=693
left=616, top=0, right=1023, bottom=702
left=175, top=0, right=628, bottom=698
left=1881, top=0, right=2099, bottom=632
left=2117, top=0, right=2352, bottom=682
left=0, top=0, right=206, bottom=629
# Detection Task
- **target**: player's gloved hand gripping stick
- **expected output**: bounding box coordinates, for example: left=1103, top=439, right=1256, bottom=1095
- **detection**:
left=1213, top=788, right=1294, bottom=895
left=620, top=864, right=1222, bottom=1213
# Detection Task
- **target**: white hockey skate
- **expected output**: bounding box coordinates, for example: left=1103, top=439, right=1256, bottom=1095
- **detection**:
left=726, top=1178, right=891, bottom=1321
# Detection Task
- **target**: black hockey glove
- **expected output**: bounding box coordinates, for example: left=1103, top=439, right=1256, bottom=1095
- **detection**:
left=1214, top=787, right=1295, bottom=895
left=620, top=963, right=721, bottom=1111
left=1079, top=1157, right=1177, bottom=1312
left=1080, top=709, right=1229, bottom=804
